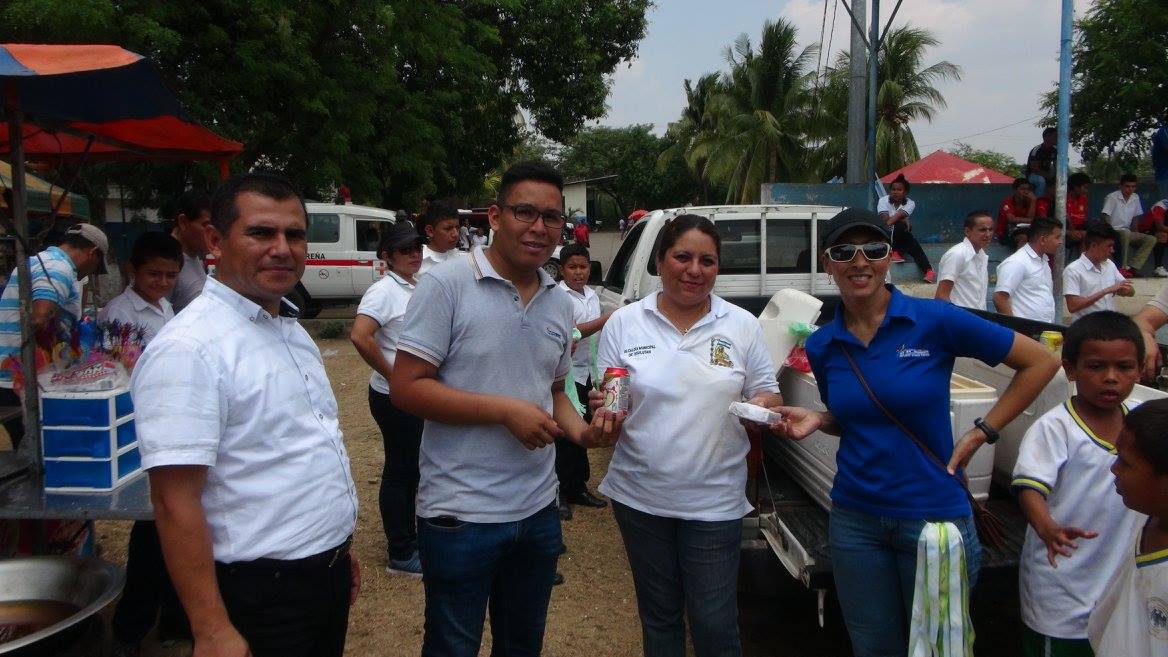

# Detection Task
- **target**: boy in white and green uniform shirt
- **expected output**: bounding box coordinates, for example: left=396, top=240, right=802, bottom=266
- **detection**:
left=555, top=243, right=611, bottom=512
left=1090, top=398, right=1168, bottom=656
left=1012, top=311, right=1146, bottom=657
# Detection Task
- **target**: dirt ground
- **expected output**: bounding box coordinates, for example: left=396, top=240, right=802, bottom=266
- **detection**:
left=95, top=338, right=647, bottom=657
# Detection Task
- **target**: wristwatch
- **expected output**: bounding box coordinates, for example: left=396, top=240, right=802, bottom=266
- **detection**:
left=974, top=417, right=1000, bottom=445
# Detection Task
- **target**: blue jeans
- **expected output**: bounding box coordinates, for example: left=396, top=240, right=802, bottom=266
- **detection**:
left=612, top=501, right=743, bottom=657
left=829, top=506, right=981, bottom=657
left=417, top=502, right=561, bottom=657
left=1027, top=172, right=1048, bottom=198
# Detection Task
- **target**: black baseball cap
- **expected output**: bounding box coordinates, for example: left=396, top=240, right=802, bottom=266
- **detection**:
left=378, top=221, right=427, bottom=254
left=820, top=207, right=891, bottom=249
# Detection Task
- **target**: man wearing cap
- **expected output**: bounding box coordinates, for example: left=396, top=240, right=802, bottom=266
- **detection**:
left=0, top=223, right=107, bottom=444
left=349, top=221, right=428, bottom=577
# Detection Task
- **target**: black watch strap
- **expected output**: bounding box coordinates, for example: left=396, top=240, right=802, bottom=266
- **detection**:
left=974, top=417, right=1000, bottom=445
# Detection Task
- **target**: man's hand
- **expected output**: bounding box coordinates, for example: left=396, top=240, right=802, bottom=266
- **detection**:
left=767, top=406, right=824, bottom=441
left=502, top=399, right=563, bottom=449
left=579, top=408, right=624, bottom=448
left=194, top=625, right=251, bottom=657
left=1116, top=281, right=1136, bottom=297
left=349, top=555, right=361, bottom=605
left=1036, top=521, right=1098, bottom=568
left=947, top=426, right=987, bottom=474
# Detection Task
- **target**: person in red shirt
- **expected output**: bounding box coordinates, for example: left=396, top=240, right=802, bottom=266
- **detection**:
left=573, top=218, right=590, bottom=247
left=1063, top=172, right=1092, bottom=260
left=997, top=178, right=1040, bottom=250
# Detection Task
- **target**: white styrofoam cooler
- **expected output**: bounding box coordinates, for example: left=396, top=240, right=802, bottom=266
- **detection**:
left=774, top=367, right=998, bottom=510
left=39, top=387, right=142, bottom=493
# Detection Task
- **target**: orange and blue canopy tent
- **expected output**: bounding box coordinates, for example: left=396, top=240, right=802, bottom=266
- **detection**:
left=0, top=44, right=242, bottom=469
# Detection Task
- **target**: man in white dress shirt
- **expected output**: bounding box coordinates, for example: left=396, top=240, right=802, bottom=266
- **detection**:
left=167, top=191, right=212, bottom=312
left=935, top=211, right=994, bottom=310
left=1101, top=173, right=1154, bottom=277
left=1063, top=221, right=1134, bottom=321
left=419, top=199, right=464, bottom=274
left=994, top=217, right=1063, bottom=324
left=133, top=172, right=359, bottom=657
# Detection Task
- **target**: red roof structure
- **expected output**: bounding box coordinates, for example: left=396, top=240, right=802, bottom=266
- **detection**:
left=880, top=150, right=1014, bottom=185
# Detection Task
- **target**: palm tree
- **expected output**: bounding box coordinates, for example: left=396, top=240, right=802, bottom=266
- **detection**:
left=698, top=18, right=817, bottom=203
left=826, top=25, right=961, bottom=175
left=658, top=73, right=720, bottom=204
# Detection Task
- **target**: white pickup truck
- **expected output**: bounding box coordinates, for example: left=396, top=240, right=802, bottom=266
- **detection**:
left=595, top=203, right=1167, bottom=625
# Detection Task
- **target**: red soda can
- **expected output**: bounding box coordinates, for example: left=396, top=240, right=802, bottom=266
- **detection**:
left=601, top=367, right=629, bottom=413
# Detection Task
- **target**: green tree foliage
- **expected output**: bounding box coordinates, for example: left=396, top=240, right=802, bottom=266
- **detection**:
left=0, top=0, right=650, bottom=213
left=1040, top=0, right=1168, bottom=167
left=700, top=19, right=817, bottom=203
left=823, top=26, right=960, bottom=176
left=951, top=142, right=1023, bottom=178
left=559, top=125, right=695, bottom=216
left=657, top=73, right=721, bottom=205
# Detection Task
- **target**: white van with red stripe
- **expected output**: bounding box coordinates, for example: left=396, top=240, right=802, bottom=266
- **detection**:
left=205, top=202, right=403, bottom=317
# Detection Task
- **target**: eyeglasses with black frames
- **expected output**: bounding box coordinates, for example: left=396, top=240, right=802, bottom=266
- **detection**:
left=499, top=204, right=567, bottom=229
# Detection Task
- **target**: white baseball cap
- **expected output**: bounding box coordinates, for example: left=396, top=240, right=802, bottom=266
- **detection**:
left=63, top=223, right=109, bottom=274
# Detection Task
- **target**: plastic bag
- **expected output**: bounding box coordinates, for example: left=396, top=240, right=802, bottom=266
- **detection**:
left=39, top=358, right=129, bottom=392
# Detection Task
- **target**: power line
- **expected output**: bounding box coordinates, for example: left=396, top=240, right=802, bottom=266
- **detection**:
left=919, top=114, right=1044, bottom=148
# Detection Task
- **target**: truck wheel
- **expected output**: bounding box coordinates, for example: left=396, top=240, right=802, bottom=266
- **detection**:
left=542, top=258, right=562, bottom=281
left=287, top=284, right=320, bottom=319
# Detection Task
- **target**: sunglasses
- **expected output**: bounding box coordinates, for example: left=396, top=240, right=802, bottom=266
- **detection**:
left=825, top=242, right=891, bottom=263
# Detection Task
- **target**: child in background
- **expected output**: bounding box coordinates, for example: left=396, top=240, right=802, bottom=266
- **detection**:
left=1012, top=311, right=1146, bottom=657
left=555, top=243, right=612, bottom=516
left=98, top=232, right=183, bottom=342
left=1089, top=398, right=1168, bottom=656
left=104, top=230, right=188, bottom=655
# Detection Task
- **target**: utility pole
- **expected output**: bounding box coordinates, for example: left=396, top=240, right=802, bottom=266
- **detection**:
left=845, top=0, right=867, bottom=184
left=866, top=0, right=880, bottom=209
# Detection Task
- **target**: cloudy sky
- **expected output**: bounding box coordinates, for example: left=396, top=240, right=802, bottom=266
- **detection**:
left=599, top=0, right=1093, bottom=163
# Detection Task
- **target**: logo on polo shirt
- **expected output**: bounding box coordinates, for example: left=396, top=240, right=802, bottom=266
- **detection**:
left=897, top=345, right=930, bottom=358
left=623, top=344, right=655, bottom=358
left=1149, top=597, right=1168, bottom=639
left=710, top=337, right=733, bottom=368
left=545, top=327, right=564, bottom=342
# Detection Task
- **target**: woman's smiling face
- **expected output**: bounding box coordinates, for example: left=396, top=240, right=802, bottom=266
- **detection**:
left=822, top=227, right=891, bottom=301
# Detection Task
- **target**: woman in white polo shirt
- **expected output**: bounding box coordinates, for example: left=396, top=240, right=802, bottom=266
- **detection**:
left=596, top=214, right=781, bottom=657
left=349, top=222, right=426, bottom=577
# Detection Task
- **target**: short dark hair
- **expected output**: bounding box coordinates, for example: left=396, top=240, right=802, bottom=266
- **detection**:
left=654, top=214, right=721, bottom=262
left=1013, top=177, right=1032, bottom=190
left=559, top=243, right=590, bottom=263
left=423, top=199, right=459, bottom=229
left=964, top=210, right=992, bottom=228
left=497, top=160, right=564, bottom=205
left=1028, top=216, right=1062, bottom=240
left=1063, top=310, right=1144, bottom=365
left=1124, top=399, right=1168, bottom=475
left=175, top=190, right=212, bottom=223
left=129, top=232, right=183, bottom=269
left=1042, top=127, right=1057, bottom=139
left=1068, top=172, right=1092, bottom=189
left=210, top=171, right=306, bottom=233
left=1120, top=173, right=1138, bottom=184
left=1081, top=220, right=1119, bottom=249
left=890, top=174, right=910, bottom=193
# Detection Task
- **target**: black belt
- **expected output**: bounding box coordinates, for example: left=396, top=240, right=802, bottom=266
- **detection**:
left=217, top=537, right=351, bottom=572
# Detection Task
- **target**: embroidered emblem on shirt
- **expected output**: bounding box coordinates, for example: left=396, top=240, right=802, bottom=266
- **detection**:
left=545, top=327, right=564, bottom=341
left=623, top=344, right=655, bottom=358
left=710, top=337, right=733, bottom=368
left=897, top=345, right=930, bottom=358
left=1148, top=597, right=1168, bottom=639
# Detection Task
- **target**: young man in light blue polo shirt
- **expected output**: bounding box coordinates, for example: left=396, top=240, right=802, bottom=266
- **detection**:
left=392, top=160, right=621, bottom=657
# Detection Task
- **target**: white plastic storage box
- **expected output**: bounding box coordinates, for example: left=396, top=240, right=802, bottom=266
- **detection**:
left=40, top=387, right=142, bottom=492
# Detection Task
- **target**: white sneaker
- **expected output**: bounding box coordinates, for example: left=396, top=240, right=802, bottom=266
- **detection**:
left=1156, top=266, right=1168, bottom=278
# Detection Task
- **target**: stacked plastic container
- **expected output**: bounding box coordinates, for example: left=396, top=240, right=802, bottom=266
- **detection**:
left=40, top=387, right=141, bottom=492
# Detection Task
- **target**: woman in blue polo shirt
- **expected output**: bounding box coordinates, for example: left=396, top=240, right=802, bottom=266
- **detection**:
left=772, top=208, right=1057, bottom=657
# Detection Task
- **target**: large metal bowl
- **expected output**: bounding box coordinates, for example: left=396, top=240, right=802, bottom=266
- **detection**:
left=0, top=556, right=124, bottom=655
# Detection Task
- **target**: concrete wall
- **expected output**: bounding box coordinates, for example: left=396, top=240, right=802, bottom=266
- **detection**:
left=563, top=182, right=587, bottom=218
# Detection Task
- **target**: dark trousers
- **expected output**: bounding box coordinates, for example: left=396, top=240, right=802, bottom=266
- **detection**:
left=554, top=381, right=592, bottom=497
left=889, top=221, right=932, bottom=272
left=215, top=543, right=352, bottom=657
left=368, top=387, right=423, bottom=560
left=1156, top=242, right=1168, bottom=268
left=418, top=503, right=561, bottom=657
left=111, top=521, right=189, bottom=643
left=612, top=501, right=744, bottom=657
left=0, top=388, right=23, bottom=449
